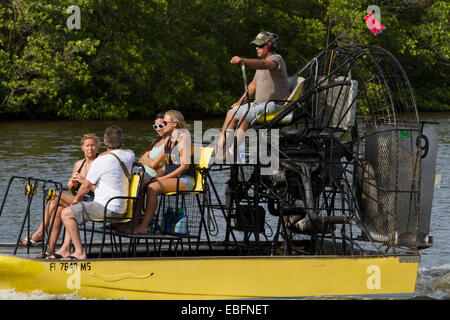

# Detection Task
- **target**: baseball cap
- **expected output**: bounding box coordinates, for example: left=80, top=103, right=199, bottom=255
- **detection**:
left=250, top=31, right=278, bottom=46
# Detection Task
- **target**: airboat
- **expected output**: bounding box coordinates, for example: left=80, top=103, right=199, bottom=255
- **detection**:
left=0, top=45, right=439, bottom=299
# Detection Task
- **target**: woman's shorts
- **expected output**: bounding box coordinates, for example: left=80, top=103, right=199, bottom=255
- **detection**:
left=179, top=174, right=195, bottom=191
left=231, top=101, right=282, bottom=123
left=144, top=175, right=196, bottom=192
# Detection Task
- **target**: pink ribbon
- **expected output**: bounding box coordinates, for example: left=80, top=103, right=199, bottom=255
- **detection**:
left=364, top=12, right=386, bottom=35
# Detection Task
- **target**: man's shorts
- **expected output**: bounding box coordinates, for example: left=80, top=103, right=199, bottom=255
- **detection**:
left=70, top=201, right=124, bottom=225
left=231, top=101, right=282, bottom=123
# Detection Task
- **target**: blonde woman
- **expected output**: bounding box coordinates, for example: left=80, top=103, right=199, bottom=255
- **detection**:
left=123, top=110, right=194, bottom=234
left=22, top=134, right=100, bottom=258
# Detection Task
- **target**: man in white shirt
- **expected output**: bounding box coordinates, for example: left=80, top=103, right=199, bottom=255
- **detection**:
left=54, top=125, right=135, bottom=260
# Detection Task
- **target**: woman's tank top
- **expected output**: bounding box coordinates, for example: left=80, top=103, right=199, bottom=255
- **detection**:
left=144, top=142, right=164, bottom=177
left=72, top=154, right=98, bottom=196
left=149, top=142, right=164, bottom=160
left=164, top=130, right=194, bottom=177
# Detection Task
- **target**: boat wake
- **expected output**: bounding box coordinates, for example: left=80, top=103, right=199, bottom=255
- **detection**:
left=0, top=289, right=86, bottom=300
left=415, top=264, right=450, bottom=299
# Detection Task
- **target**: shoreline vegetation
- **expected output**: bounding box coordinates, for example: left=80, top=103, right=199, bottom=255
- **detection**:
left=0, top=0, right=448, bottom=121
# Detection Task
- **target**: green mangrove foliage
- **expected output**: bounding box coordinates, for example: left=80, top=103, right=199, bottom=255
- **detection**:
left=0, top=0, right=448, bottom=120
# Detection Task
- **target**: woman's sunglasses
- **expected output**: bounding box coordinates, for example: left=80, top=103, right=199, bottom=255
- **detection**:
left=152, top=123, right=165, bottom=130
left=153, top=121, right=174, bottom=130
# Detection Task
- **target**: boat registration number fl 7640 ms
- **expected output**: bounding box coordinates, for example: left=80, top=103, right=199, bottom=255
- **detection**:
left=49, top=261, right=92, bottom=272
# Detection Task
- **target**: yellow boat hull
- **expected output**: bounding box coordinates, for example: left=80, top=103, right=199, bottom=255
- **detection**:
left=0, top=254, right=419, bottom=299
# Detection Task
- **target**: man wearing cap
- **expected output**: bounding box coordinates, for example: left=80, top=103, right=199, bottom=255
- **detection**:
left=217, top=31, right=290, bottom=155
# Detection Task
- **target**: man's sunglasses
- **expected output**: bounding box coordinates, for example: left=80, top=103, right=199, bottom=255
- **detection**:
left=256, top=43, right=267, bottom=48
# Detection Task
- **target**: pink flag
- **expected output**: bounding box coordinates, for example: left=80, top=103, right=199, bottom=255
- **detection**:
left=364, top=12, right=386, bottom=35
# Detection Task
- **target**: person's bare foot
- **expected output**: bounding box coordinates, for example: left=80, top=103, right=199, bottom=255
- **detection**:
left=35, top=251, right=54, bottom=259
left=45, top=253, right=64, bottom=259
left=61, top=250, right=87, bottom=260
left=133, top=225, right=150, bottom=235
left=118, top=224, right=149, bottom=235
left=21, top=231, right=43, bottom=246
left=53, top=248, right=70, bottom=259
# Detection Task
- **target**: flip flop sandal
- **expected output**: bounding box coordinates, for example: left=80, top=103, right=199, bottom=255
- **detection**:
left=22, top=237, right=43, bottom=247
left=61, top=255, right=79, bottom=260
left=35, top=252, right=51, bottom=259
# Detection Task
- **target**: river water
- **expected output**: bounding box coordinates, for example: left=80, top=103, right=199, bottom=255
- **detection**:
left=0, top=114, right=448, bottom=300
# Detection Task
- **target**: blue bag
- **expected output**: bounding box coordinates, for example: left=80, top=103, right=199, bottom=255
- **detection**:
left=162, top=207, right=175, bottom=234
left=162, top=207, right=189, bottom=235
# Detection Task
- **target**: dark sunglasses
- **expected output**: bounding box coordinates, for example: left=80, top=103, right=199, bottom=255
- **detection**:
left=153, top=123, right=165, bottom=130
left=256, top=43, right=266, bottom=48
